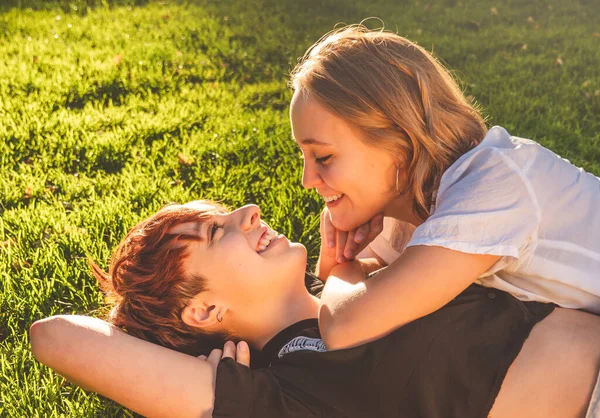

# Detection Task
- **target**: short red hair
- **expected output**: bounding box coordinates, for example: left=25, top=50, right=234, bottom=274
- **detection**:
left=91, top=201, right=231, bottom=356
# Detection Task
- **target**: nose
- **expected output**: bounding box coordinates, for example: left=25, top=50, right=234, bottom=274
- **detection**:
left=237, top=204, right=261, bottom=232
left=301, top=159, right=322, bottom=190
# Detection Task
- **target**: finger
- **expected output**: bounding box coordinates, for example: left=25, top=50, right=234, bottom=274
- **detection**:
left=206, top=348, right=223, bottom=367
left=222, top=340, right=236, bottom=360
left=344, top=229, right=360, bottom=260
left=197, top=354, right=207, bottom=361
left=236, top=341, right=251, bottom=367
left=336, top=229, right=349, bottom=263
left=323, top=209, right=336, bottom=248
left=368, top=214, right=385, bottom=240
left=354, top=223, right=370, bottom=243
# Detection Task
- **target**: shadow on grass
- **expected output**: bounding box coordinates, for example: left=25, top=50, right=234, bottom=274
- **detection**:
left=0, top=0, right=149, bottom=13
left=64, top=79, right=131, bottom=110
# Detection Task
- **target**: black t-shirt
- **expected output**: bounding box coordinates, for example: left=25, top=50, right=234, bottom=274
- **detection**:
left=213, top=282, right=555, bottom=418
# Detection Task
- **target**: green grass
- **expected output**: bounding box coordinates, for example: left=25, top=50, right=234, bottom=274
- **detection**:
left=1, top=0, right=599, bottom=416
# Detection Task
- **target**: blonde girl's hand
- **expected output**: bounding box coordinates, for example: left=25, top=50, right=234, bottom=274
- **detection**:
left=320, top=207, right=384, bottom=264
left=198, top=340, right=251, bottom=368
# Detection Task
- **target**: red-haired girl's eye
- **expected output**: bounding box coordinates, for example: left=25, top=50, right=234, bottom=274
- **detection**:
left=210, top=222, right=223, bottom=241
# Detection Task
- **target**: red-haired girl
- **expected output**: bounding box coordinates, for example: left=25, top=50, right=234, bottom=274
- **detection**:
left=31, top=201, right=600, bottom=417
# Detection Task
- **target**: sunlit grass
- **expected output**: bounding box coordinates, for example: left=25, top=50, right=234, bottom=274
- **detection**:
left=1, top=0, right=599, bottom=415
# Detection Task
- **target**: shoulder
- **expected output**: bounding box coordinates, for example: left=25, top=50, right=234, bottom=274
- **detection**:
left=409, top=128, right=543, bottom=256
left=441, top=126, right=535, bottom=185
left=435, top=126, right=542, bottom=214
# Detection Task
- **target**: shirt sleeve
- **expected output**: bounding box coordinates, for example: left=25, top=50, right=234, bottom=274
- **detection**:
left=360, top=217, right=413, bottom=265
left=407, top=148, right=541, bottom=260
left=213, top=358, right=324, bottom=418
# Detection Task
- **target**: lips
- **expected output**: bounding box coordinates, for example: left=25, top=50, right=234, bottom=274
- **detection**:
left=256, top=225, right=278, bottom=253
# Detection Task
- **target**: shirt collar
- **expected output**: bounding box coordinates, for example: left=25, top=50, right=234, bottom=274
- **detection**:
left=261, top=318, right=320, bottom=365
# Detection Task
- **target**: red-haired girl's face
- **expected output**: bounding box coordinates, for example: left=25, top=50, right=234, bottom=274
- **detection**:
left=176, top=202, right=308, bottom=321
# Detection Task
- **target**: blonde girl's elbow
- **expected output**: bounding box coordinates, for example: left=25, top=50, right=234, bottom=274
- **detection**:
left=318, top=305, right=350, bottom=350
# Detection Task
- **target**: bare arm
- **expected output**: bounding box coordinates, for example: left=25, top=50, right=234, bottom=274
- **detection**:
left=319, top=245, right=499, bottom=350
left=315, top=248, right=338, bottom=282
left=30, top=315, right=217, bottom=418
left=490, top=308, right=600, bottom=418
left=318, top=253, right=383, bottom=281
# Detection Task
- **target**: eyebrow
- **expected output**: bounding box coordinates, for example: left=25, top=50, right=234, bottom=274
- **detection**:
left=296, top=138, right=331, bottom=146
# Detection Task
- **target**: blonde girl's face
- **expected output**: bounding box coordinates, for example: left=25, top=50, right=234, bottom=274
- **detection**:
left=291, top=93, right=399, bottom=231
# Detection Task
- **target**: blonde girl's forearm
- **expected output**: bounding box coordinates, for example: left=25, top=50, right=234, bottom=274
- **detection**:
left=319, top=245, right=499, bottom=350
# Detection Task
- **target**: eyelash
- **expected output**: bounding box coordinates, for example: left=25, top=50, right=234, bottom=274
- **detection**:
left=315, top=155, right=332, bottom=165
left=211, top=222, right=223, bottom=240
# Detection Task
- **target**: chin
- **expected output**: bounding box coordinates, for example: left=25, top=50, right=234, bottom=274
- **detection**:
left=286, top=244, right=308, bottom=271
left=289, top=241, right=307, bottom=252
left=289, top=243, right=308, bottom=263
left=330, top=214, right=365, bottom=232
left=269, top=242, right=307, bottom=267
left=331, top=203, right=383, bottom=232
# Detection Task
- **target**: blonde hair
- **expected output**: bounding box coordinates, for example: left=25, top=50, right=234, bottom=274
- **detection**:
left=290, top=25, right=488, bottom=220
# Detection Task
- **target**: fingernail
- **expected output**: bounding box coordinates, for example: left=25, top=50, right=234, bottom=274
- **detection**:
left=225, top=340, right=234, bottom=348
left=337, top=257, right=345, bottom=263
left=328, top=240, right=335, bottom=248
left=355, top=233, right=364, bottom=242
left=238, top=341, right=248, bottom=352
left=344, top=251, right=352, bottom=258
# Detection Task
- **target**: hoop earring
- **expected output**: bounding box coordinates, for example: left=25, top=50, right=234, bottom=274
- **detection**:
left=217, top=311, right=223, bottom=323
left=395, top=166, right=405, bottom=196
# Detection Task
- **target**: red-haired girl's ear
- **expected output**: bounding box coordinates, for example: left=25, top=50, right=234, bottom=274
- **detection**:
left=182, top=299, right=227, bottom=329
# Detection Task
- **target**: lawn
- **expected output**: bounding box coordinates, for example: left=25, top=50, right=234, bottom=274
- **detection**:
left=0, top=0, right=598, bottom=416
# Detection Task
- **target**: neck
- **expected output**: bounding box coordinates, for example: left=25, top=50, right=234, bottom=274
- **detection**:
left=385, top=194, right=426, bottom=227
left=242, top=283, right=320, bottom=351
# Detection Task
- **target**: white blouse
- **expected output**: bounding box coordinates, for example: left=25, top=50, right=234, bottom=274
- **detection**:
left=365, top=126, right=600, bottom=314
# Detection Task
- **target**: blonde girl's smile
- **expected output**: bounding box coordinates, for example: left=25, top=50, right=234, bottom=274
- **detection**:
left=291, top=92, right=401, bottom=232
left=322, top=194, right=343, bottom=204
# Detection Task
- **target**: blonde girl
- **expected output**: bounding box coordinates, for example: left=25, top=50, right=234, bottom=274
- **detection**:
left=289, top=25, right=600, bottom=351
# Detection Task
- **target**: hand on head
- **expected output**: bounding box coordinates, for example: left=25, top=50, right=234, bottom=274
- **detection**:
left=198, top=340, right=250, bottom=368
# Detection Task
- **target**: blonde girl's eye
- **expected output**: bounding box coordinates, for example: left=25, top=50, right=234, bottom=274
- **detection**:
left=315, top=154, right=332, bottom=165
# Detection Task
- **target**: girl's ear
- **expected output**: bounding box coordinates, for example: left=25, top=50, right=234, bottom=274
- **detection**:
left=182, top=297, right=228, bottom=329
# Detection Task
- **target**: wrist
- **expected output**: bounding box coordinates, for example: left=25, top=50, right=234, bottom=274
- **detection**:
left=316, top=250, right=338, bottom=281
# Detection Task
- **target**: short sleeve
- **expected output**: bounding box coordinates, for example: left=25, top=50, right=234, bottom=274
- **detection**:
left=213, top=358, right=324, bottom=418
left=361, top=217, right=415, bottom=265
left=407, top=148, right=541, bottom=259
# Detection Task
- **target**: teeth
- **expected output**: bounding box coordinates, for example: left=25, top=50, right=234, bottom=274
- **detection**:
left=257, top=226, right=279, bottom=253
left=323, top=194, right=343, bottom=203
